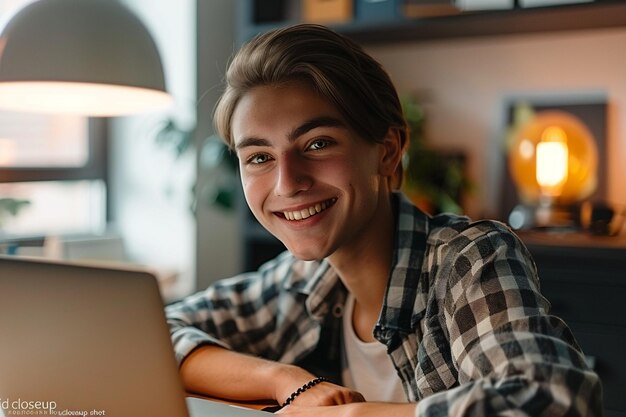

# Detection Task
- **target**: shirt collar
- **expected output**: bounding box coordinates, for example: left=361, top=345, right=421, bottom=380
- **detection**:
left=376, top=192, right=430, bottom=338
left=286, top=258, right=343, bottom=322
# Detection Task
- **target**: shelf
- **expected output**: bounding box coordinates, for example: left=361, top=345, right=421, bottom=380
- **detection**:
left=344, top=1, right=626, bottom=44
left=239, top=1, right=626, bottom=45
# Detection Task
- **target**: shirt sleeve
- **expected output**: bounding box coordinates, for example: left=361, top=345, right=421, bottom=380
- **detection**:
left=417, top=221, right=602, bottom=417
left=164, top=251, right=297, bottom=365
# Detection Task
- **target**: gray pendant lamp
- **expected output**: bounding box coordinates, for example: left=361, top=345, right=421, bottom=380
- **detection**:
left=0, top=0, right=172, bottom=116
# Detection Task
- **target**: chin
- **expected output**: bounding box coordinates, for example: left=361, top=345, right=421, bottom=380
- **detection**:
left=287, top=249, right=324, bottom=262
left=284, top=243, right=331, bottom=262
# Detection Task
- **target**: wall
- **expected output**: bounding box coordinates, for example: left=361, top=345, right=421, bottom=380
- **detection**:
left=109, top=0, right=197, bottom=300
left=367, top=28, right=626, bottom=219
left=194, top=0, right=240, bottom=291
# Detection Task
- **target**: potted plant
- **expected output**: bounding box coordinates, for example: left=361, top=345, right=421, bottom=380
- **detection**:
left=0, top=198, right=30, bottom=230
left=401, top=97, right=472, bottom=215
left=155, top=119, right=238, bottom=212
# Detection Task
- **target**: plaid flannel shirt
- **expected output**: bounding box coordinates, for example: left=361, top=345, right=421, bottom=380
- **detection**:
left=166, top=193, right=602, bottom=417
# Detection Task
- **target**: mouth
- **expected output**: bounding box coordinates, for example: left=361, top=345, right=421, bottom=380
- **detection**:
left=280, top=198, right=337, bottom=221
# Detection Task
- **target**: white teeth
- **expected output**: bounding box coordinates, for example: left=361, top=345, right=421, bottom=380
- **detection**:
left=283, top=198, right=336, bottom=221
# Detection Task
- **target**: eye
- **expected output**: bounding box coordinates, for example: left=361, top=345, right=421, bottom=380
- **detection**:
left=247, top=153, right=272, bottom=165
left=308, top=139, right=331, bottom=151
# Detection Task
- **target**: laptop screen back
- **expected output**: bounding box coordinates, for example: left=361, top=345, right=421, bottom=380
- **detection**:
left=0, top=256, right=189, bottom=417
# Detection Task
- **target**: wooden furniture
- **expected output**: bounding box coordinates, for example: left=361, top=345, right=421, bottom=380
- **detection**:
left=521, top=232, right=626, bottom=417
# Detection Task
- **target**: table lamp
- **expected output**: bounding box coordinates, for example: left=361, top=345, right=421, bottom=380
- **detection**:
left=0, top=0, right=172, bottom=116
left=508, top=110, right=598, bottom=229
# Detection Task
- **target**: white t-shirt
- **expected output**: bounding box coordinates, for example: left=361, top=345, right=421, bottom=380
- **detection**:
left=341, top=293, right=407, bottom=402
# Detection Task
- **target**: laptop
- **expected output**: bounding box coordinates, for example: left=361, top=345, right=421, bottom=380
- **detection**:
left=0, top=255, right=270, bottom=417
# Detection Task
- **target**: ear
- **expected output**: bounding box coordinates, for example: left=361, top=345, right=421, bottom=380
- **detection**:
left=378, top=128, right=403, bottom=179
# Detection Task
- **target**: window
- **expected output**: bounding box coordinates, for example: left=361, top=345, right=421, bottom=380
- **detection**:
left=0, top=115, right=108, bottom=238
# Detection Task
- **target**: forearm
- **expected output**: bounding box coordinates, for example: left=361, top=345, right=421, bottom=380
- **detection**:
left=180, top=345, right=366, bottom=407
left=180, top=345, right=312, bottom=402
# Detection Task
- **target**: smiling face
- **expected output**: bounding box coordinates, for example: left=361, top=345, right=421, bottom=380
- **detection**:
left=232, top=82, right=400, bottom=262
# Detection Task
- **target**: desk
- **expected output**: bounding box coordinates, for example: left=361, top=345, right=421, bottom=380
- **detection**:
left=186, top=393, right=276, bottom=411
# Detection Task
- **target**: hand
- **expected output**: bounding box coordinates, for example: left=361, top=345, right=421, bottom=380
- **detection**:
left=272, top=365, right=364, bottom=407
left=283, top=380, right=365, bottom=407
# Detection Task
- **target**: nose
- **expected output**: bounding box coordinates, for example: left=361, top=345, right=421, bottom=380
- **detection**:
left=275, top=152, right=312, bottom=197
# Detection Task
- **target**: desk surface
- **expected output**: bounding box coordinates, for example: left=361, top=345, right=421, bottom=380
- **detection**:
left=518, top=230, right=626, bottom=249
left=186, top=393, right=275, bottom=411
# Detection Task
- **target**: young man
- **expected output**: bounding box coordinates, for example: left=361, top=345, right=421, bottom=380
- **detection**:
left=166, top=24, right=601, bottom=417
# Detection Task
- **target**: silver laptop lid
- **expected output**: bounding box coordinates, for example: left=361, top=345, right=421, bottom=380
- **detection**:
left=0, top=255, right=189, bottom=417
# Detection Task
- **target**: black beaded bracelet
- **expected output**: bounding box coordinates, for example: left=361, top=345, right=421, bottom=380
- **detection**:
left=281, top=376, right=328, bottom=407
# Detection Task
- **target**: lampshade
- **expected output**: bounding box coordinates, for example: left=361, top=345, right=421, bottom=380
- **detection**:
left=0, top=0, right=172, bottom=116
left=508, top=110, right=598, bottom=205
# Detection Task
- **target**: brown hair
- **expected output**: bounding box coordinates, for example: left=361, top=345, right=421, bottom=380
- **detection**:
left=213, top=23, right=407, bottom=188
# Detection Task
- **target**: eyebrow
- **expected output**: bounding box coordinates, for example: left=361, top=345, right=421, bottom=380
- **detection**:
left=288, top=116, right=346, bottom=141
left=235, top=116, right=347, bottom=151
left=235, top=137, right=271, bottom=150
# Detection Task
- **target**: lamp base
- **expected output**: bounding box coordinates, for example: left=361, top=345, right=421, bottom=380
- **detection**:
left=508, top=203, right=580, bottom=232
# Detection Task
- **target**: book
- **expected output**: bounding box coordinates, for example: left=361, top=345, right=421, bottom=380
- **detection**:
left=356, top=0, right=403, bottom=21
left=303, top=0, right=354, bottom=23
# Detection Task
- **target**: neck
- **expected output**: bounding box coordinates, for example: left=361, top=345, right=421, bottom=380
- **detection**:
left=329, top=193, right=396, bottom=328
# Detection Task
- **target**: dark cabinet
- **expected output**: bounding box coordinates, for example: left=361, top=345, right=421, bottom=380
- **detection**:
left=522, top=233, right=626, bottom=417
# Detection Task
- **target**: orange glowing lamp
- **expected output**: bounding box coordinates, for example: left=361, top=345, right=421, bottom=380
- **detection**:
left=508, top=110, right=598, bottom=205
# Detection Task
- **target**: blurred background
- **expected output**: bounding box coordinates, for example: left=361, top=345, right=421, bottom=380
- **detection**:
left=1, top=0, right=626, bottom=301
